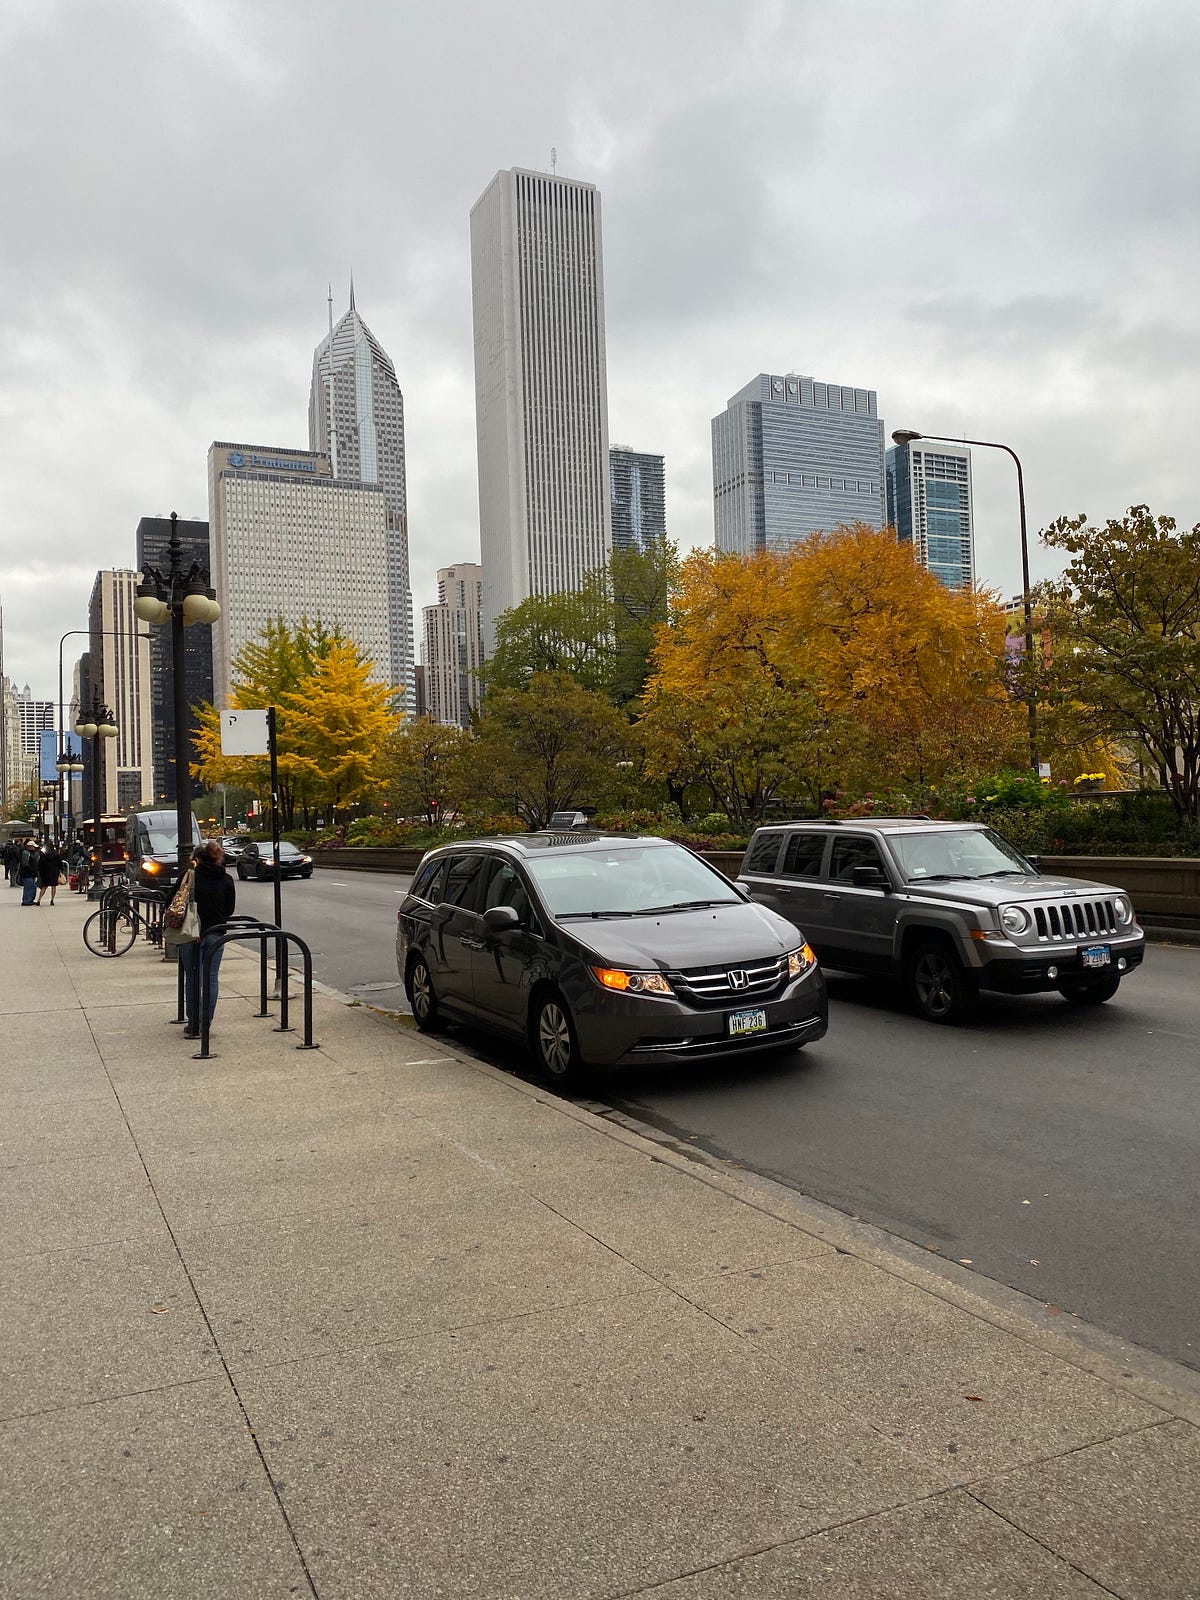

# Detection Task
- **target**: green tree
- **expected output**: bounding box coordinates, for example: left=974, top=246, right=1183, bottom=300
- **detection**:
left=484, top=539, right=679, bottom=707
left=1040, top=505, right=1200, bottom=824
left=380, top=717, right=468, bottom=827
left=466, top=673, right=631, bottom=828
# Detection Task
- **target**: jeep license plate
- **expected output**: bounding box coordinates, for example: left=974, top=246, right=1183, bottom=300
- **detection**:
left=1081, top=945, right=1111, bottom=969
left=728, top=1007, right=768, bottom=1036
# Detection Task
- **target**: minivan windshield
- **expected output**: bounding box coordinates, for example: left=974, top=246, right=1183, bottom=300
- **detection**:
left=525, top=842, right=742, bottom=918
left=888, top=827, right=1034, bottom=882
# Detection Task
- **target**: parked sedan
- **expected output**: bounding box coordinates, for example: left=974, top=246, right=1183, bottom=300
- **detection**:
left=396, top=832, right=827, bottom=1086
left=237, top=841, right=314, bottom=881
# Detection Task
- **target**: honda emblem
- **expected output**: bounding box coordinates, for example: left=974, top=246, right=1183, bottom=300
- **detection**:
left=728, top=968, right=748, bottom=990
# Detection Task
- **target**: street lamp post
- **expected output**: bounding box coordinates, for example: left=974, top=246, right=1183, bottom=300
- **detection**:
left=55, top=744, right=84, bottom=848
left=890, top=429, right=1038, bottom=772
left=74, top=691, right=117, bottom=896
left=134, top=512, right=221, bottom=884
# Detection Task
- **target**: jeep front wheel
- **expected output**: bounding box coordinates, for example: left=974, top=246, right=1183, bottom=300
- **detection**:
left=905, top=938, right=978, bottom=1024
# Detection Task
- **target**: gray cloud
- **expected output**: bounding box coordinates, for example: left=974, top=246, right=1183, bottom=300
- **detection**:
left=1, top=0, right=1197, bottom=701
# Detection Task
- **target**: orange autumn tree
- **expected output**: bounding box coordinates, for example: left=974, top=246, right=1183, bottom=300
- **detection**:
left=639, top=525, right=1023, bottom=819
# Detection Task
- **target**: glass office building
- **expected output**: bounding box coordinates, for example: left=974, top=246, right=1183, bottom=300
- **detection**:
left=609, top=447, right=666, bottom=552
left=712, top=373, right=886, bottom=553
left=886, top=440, right=975, bottom=589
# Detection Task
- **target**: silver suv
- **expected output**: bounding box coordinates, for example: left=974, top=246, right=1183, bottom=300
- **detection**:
left=738, top=818, right=1145, bottom=1023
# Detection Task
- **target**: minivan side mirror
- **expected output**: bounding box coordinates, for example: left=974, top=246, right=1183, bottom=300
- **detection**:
left=482, top=904, right=522, bottom=935
left=852, top=865, right=891, bottom=891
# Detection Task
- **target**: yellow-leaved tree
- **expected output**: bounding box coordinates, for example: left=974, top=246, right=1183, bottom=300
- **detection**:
left=193, top=618, right=400, bottom=827
left=280, top=638, right=396, bottom=820
left=640, top=526, right=1023, bottom=818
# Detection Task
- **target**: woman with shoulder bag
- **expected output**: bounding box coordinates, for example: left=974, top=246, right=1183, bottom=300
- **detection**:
left=178, top=841, right=236, bottom=1040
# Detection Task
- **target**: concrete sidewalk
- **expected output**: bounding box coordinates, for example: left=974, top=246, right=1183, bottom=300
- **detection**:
left=2, top=890, right=1198, bottom=1599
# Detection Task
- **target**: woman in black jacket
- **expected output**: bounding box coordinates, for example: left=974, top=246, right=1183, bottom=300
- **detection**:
left=182, top=839, right=236, bottom=1038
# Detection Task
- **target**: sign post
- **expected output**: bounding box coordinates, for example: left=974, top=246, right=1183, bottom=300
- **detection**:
left=220, top=709, right=283, bottom=988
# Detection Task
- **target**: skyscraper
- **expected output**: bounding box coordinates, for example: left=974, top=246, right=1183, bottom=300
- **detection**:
left=309, top=285, right=413, bottom=694
left=609, top=447, right=666, bottom=552
left=207, top=442, right=391, bottom=708
left=886, top=439, right=975, bottom=589
left=135, top=516, right=214, bottom=802
left=422, top=563, right=484, bottom=729
left=712, top=373, right=885, bottom=553
left=471, top=167, right=612, bottom=647
left=87, top=571, right=153, bottom=811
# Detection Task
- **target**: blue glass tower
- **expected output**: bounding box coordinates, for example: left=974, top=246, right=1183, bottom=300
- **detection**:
left=712, top=372, right=885, bottom=553
left=886, top=440, right=975, bottom=589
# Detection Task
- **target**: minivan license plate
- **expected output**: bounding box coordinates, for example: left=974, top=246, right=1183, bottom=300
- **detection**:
left=1081, top=945, right=1111, bottom=969
left=728, top=1007, right=768, bottom=1036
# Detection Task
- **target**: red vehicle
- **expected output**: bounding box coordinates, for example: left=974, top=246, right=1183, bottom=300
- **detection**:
left=80, top=815, right=128, bottom=869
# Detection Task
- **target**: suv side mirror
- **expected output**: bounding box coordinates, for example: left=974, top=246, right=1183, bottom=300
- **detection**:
left=852, top=865, right=890, bottom=891
left=482, top=904, right=522, bottom=935
left=1026, top=855, right=1042, bottom=872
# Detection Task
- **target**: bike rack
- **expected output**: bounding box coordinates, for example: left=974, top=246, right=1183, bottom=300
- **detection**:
left=172, top=914, right=273, bottom=1026
left=192, top=921, right=320, bottom=1059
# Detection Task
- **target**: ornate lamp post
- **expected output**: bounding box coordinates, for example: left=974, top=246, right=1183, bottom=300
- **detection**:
left=55, top=744, right=84, bottom=846
left=75, top=692, right=118, bottom=896
left=134, top=512, right=221, bottom=883
left=891, top=429, right=1039, bottom=773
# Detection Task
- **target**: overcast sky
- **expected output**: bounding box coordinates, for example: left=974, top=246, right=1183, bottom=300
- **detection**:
left=2, top=0, right=1197, bottom=708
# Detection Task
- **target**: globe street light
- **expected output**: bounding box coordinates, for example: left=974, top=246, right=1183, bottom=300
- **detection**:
left=75, top=691, right=118, bottom=896
left=135, top=512, right=221, bottom=883
left=55, top=744, right=84, bottom=848
left=891, top=429, right=1038, bottom=772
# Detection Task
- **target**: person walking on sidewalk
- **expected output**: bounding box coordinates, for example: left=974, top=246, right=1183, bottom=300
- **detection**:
left=36, top=841, right=65, bottom=905
left=181, top=839, right=236, bottom=1039
left=19, top=840, right=42, bottom=906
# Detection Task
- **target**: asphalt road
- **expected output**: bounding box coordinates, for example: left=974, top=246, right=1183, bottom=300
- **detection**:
left=252, top=867, right=1200, bottom=1372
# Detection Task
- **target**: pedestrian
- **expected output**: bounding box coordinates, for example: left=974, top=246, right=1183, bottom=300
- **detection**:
left=180, top=839, right=236, bottom=1040
left=19, top=840, right=42, bottom=906
left=37, top=841, right=65, bottom=905
left=1, top=839, right=16, bottom=887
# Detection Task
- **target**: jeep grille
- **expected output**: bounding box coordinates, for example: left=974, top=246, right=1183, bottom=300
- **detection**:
left=669, top=955, right=787, bottom=1004
left=1031, top=898, right=1119, bottom=942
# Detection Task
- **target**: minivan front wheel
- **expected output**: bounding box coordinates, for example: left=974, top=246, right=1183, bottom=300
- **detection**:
left=906, top=938, right=978, bottom=1024
left=531, top=992, right=585, bottom=1087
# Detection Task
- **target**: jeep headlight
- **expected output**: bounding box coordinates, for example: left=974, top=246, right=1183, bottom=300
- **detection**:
left=1000, top=905, right=1031, bottom=935
left=787, top=943, right=817, bottom=978
left=1114, top=895, right=1134, bottom=925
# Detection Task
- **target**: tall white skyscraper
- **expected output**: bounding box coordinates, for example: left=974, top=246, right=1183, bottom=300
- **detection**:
left=207, top=442, right=391, bottom=708
left=471, top=167, right=612, bottom=647
left=87, top=571, right=153, bottom=811
left=309, top=285, right=413, bottom=694
left=422, top=563, right=484, bottom=729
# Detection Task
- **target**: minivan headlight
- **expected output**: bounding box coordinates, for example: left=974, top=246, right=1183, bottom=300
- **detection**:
left=592, top=967, right=674, bottom=997
left=1114, top=894, right=1133, bottom=925
left=1001, top=905, right=1031, bottom=935
left=140, top=857, right=163, bottom=876
left=787, top=944, right=817, bottom=978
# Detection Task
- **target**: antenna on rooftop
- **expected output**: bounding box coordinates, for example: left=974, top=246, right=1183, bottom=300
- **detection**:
left=550, top=146, right=557, bottom=175
left=327, top=283, right=338, bottom=477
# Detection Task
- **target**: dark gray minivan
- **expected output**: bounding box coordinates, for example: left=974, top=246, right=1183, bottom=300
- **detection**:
left=396, top=832, right=827, bottom=1085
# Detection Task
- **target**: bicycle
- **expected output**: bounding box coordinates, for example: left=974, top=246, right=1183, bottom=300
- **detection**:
left=82, top=882, right=167, bottom=957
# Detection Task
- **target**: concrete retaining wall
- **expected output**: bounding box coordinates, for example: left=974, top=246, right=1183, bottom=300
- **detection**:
left=311, top=844, right=1200, bottom=928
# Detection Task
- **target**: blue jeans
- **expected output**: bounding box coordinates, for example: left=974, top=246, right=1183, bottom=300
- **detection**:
left=21, top=874, right=37, bottom=905
left=182, top=936, right=225, bottom=1030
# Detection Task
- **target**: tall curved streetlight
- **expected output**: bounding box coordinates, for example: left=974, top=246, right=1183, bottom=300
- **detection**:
left=134, top=512, right=221, bottom=884
left=891, top=429, right=1038, bottom=773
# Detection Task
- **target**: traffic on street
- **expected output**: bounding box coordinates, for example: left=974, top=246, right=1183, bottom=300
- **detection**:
left=242, top=866, right=1200, bottom=1374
